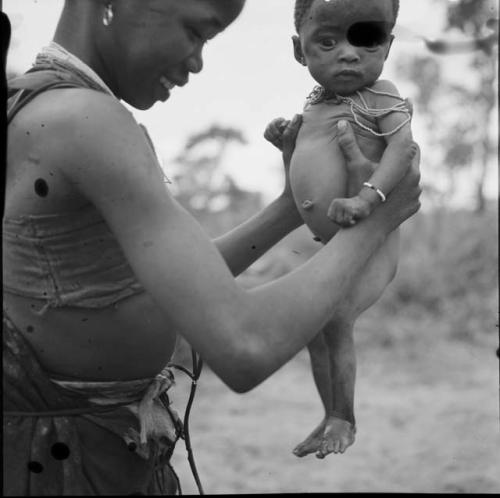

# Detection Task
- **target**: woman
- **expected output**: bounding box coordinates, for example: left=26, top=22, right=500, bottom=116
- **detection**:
left=3, top=0, right=421, bottom=495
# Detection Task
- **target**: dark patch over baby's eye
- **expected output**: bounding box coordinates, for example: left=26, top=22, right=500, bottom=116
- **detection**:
left=347, top=22, right=391, bottom=48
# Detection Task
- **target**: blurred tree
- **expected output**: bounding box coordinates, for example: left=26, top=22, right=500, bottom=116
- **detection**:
left=172, top=124, right=262, bottom=237
left=443, top=0, right=497, bottom=212
left=397, top=0, right=497, bottom=212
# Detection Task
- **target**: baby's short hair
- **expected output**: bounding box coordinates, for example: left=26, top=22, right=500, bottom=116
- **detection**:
left=294, top=0, right=400, bottom=33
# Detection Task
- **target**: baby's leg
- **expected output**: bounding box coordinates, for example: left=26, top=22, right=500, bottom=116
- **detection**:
left=293, top=332, right=332, bottom=457
left=342, top=138, right=400, bottom=315
left=293, top=320, right=356, bottom=458
left=317, top=316, right=357, bottom=458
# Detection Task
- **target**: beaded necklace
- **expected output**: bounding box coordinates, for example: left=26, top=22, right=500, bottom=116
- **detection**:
left=306, top=84, right=411, bottom=137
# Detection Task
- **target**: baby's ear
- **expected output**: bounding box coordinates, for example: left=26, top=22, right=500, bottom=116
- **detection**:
left=292, top=35, right=306, bottom=65
left=384, top=34, right=395, bottom=60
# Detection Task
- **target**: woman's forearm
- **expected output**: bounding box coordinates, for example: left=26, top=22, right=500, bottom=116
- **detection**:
left=214, top=194, right=303, bottom=276
left=238, top=219, right=386, bottom=382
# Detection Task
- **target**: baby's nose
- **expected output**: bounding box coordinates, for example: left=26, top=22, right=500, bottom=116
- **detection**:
left=338, top=44, right=361, bottom=63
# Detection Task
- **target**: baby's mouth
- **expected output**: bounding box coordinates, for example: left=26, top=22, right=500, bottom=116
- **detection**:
left=335, top=70, right=362, bottom=78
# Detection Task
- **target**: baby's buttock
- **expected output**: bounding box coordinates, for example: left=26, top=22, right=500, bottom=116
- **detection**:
left=290, top=110, right=385, bottom=242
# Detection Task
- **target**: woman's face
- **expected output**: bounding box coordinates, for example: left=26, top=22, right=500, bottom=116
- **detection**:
left=102, top=0, right=245, bottom=109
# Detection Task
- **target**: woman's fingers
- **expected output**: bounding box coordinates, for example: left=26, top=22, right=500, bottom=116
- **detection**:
left=282, top=114, right=303, bottom=165
left=282, top=114, right=302, bottom=148
left=336, top=120, right=368, bottom=166
left=405, top=98, right=414, bottom=117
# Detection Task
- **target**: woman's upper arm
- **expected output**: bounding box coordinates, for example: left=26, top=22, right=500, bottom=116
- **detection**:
left=47, top=90, right=249, bottom=362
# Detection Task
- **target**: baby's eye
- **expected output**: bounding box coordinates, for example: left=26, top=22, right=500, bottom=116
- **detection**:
left=319, top=38, right=337, bottom=49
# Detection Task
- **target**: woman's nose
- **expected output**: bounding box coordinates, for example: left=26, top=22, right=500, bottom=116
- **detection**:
left=186, top=48, right=204, bottom=74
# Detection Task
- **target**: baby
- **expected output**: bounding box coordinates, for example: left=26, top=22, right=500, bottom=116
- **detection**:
left=265, top=0, right=416, bottom=458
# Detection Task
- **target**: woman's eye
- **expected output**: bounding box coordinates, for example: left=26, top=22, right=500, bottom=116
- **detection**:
left=188, top=27, right=204, bottom=43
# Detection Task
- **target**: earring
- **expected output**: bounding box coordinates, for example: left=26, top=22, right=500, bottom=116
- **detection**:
left=102, top=2, right=114, bottom=26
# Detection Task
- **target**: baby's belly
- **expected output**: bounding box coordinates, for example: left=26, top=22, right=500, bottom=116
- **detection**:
left=290, top=120, right=385, bottom=242
left=290, top=133, right=347, bottom=242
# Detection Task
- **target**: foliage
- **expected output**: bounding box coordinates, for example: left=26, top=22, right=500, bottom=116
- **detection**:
left=398, top=0, right=497, bottom=212
left=172, top=123, right=262, bottom=237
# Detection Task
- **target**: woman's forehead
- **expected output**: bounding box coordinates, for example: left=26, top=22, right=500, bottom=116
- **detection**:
left=308, top=0, right=394, bottom=28
left=143, top=0, right=244, bottom=26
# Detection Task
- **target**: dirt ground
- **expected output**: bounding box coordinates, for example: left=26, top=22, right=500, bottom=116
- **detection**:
left=170, top=330, right=499, bottom=494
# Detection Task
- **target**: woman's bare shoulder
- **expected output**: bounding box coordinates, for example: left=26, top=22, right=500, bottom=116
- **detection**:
left=13, top=88, right=157, bottom=180
left=11, top=87, right=136, bottom=143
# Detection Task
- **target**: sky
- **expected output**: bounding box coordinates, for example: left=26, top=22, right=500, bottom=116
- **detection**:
left=4, top=0, right=498, bottom=204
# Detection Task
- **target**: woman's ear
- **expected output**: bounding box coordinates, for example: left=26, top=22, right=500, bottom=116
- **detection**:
left=292, top=35, right=306, bottom=65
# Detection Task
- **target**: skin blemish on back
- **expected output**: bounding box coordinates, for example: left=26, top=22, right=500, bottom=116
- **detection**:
left=34, top=178, right=49, bottom=197
left=51, top=442, right=70, bottom=460
left=27, top=461, right=44, bottom=473
left=251, top=245, right=257, bottom=250
left=26, top=325, right=34, bottom=333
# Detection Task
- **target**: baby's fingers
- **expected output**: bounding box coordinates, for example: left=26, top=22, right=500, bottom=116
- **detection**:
left=264, top=117, right=288, bottom=150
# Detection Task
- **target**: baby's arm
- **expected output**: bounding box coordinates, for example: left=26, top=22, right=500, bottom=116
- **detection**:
left=330, top=80, right=413, bottom=226
left=358, top=80, right=413, bottom=211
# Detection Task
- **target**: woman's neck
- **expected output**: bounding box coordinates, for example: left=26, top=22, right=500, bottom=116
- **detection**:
left=53, top=1, right=116, bottom=95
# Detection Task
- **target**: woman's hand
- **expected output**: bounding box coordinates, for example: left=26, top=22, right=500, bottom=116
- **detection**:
left=335, top=120, right=421, bottom=234
left=264, top=114, right=303, bottom=199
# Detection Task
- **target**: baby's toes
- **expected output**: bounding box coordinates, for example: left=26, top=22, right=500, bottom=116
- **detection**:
left=316, top=438, right=338, bottom=458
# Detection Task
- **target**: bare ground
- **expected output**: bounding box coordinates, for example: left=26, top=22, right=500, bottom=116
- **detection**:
left=170, top=330, right=500, bottom=494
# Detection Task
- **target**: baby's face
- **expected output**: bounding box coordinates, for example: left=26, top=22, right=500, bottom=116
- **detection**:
left=296, top=0, right=395, bottom=95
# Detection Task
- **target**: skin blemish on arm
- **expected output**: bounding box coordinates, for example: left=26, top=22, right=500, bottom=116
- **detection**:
left=34, top=179, right=49, bottom=197
left=26, top=325, right=34, bottom=333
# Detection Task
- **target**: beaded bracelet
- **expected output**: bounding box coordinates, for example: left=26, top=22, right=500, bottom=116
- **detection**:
left=363, top=182, right=387, bottom=203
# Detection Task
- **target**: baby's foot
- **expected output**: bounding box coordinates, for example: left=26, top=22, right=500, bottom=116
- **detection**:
left=293, top=419, right=326, bottom=457
left=328, top=196, right=371, bottom=226
left=316, top=416, right=356, bottom=458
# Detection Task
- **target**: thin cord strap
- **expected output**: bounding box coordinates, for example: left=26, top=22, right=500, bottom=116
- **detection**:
left=168, top=349, right=204, bottom=495
left=338, top=90, right=411, bottom=138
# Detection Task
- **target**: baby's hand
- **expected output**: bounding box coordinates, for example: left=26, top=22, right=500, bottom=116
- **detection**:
left=316, top=416, right=356, bottom=458
left=328, top=196, right=372, bottom=227
left=264, top=117, right=289, bottom=151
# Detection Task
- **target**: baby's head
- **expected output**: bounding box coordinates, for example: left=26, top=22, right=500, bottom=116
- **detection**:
left=293, top=0, right=399, bottom=96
